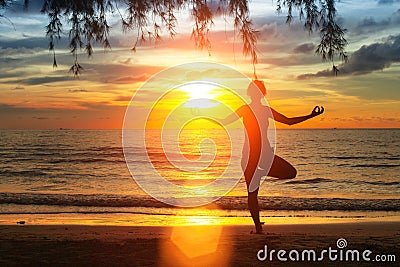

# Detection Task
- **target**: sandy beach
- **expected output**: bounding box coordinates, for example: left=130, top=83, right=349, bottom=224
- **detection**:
left=0, top=222, right=398, bottom=266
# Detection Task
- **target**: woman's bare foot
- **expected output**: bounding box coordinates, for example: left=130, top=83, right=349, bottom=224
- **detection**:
left=256, top=223, right=263, bottom=233
left=250, top=222, right=264, bottom=234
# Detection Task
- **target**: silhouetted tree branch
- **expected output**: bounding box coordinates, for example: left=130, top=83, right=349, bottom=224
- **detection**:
left=0, top=0, right=9, bottom=8
left=277, top=0, right=348, bottom=75
left=0, top=0, right=16, bottom=29
left=1, top=0, right=347, bottom=77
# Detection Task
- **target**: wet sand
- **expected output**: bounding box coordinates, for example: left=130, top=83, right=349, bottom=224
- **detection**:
left=0, top=222, right=399, bottom=266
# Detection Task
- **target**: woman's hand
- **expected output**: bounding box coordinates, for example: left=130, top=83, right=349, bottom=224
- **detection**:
left=311, top=106, right=324, bottom=117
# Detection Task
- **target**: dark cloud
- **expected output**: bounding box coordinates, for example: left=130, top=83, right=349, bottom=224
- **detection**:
left=355, top=19, right=395, bottom=35
left=0, top=32, right=67, bottom=53
left=358, top=17, right=391, bottom=28
left=18, top=76, right=73, bottom=85
left=0, top=36, right=49, bottom=49
left=353, top=9, right=400, bottom=35
left=292, top=43, right=315, bottom=54
left=394, top=9, right=400, bottom=23
left=114, top=96, right=132, bottom=102
left=32, top=116, right=49, bottom=120
left=298, top=34, right=400, bottom=79
left=376, top=0, right=400, bottom=4
left=68, top=89, right=89, bottom=93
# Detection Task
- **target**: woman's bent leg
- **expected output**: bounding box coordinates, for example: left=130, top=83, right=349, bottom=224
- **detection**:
left=267, top=155, right=297, bottom=179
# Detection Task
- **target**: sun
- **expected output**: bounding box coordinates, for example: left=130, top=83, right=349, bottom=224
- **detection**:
left=179, top=82, right=220, bottom=99
left=179, top=82, right=221, bottom=109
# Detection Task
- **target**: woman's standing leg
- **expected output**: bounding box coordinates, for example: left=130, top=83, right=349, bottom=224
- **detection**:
left=244, top=154, right=296, bottom=233
left=244, top=157, right=263, bottom=233
left=247, top=187, right=263, bottom=233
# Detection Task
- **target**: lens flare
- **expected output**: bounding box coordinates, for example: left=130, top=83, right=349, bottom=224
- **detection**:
left=122, top=62, right=276, bottom=207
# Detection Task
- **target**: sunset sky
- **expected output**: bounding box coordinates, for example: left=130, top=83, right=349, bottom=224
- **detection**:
left=0, top=0, right=399, bottom=129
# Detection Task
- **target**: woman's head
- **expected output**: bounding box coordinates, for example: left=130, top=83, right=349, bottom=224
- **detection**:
left=247, top=80, right=266, bottom=100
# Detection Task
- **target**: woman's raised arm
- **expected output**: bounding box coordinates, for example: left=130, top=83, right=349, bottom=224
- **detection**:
left=271, top=106, right=324, bottom=126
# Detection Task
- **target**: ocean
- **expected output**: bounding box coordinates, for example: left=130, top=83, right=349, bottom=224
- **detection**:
left=0, top=129, right=399, bottom=225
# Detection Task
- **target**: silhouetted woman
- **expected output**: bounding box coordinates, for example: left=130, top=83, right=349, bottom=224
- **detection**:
left=222, top=80, right=324, bottom=234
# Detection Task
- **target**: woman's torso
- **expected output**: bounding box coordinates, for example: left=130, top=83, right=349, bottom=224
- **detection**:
left=240, top=104, right=273, bottom=169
